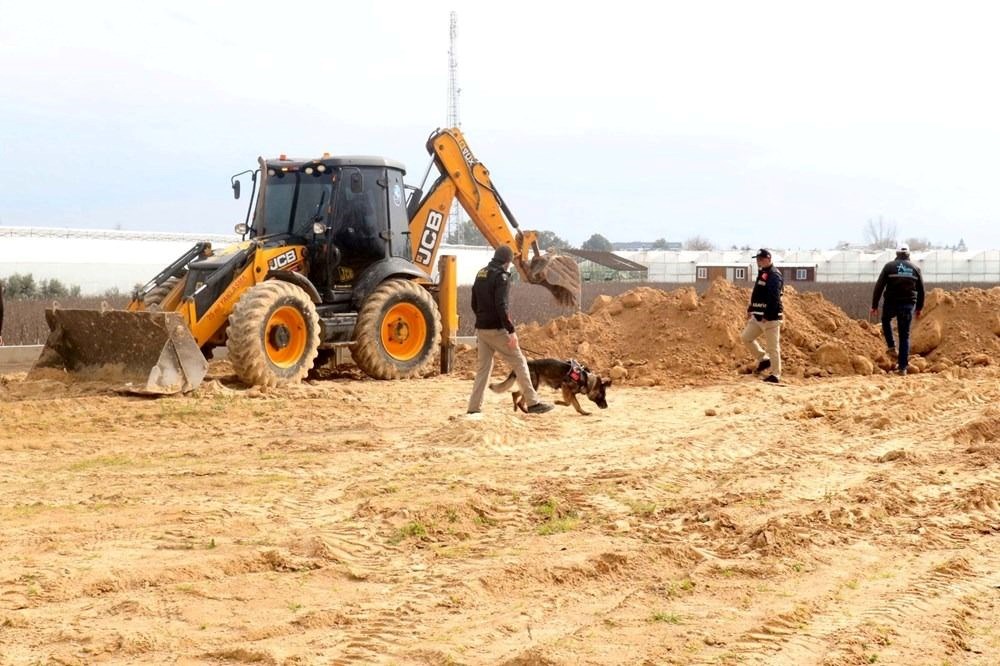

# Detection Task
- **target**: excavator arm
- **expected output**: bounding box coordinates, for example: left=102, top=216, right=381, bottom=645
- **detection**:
left=408, top=128, right=581, bottom=307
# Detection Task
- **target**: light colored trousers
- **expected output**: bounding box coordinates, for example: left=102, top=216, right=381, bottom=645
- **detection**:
left=468, top=328, right=541, bottom=412
left=741, top=317, right=782, bottom=379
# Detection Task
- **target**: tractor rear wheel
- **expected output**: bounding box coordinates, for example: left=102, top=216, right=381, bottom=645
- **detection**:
left=351, top=279, right=441, bottom=379
left=226, top=281, right=320, bottom=387
left=144, top=275, right=182, bottom=310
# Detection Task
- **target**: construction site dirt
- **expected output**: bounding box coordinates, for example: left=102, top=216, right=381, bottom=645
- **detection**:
left=2, top=285, right=999, bottom=664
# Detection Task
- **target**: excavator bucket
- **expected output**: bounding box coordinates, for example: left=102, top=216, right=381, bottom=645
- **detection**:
left=525, top=253, right=582, bottom=308
left=29, top=309, right=208, bottom=395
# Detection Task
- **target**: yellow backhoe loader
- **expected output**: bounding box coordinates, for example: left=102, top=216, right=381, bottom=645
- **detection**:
left=30, top=128, right=581, bottom=394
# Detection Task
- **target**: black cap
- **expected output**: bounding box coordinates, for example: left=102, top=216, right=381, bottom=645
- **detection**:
left=753, top=248, right=771, bottom=259
left=493, top=246, right=515, bottom=263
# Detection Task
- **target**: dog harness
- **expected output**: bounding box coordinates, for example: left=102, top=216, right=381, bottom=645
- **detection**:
left=566, top=359, right=588, bottom=389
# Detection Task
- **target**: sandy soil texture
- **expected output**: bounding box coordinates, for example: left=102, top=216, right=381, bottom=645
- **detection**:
left=1, top=355, right=999, bottom=664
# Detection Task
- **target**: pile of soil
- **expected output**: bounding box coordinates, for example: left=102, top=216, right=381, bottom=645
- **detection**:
left=517, top=281, right=891, bottom=386
left=910, top=287, right=1000, bottom=371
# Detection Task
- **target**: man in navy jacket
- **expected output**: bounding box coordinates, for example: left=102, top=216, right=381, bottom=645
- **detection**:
left=871, top=245, right=925, bottom=375
left=741, top=249, right=784, bottom=383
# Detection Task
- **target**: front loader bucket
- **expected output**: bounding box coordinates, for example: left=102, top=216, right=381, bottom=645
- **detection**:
left=525, top=254, right=582, bottom=308
left=29, top=309, right=208, bottom=395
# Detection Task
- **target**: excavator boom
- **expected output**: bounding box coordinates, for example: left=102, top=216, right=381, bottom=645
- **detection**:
left=408, top=128, right=581, bottom=307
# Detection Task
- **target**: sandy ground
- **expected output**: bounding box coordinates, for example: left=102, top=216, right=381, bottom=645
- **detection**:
left=1, top=361, right=999, bottom=665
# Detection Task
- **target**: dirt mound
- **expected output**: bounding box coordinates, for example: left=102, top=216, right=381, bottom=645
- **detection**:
left=505, top=281, right=888, bottom=386
left=911, top=287, right=1000, bottom=367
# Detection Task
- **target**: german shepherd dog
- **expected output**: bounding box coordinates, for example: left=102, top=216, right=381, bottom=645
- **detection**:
left=490, top=358, right=612, bottom=415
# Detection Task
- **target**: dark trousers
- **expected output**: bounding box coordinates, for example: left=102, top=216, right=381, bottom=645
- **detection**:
left=881, top=303, right=915, bottom=370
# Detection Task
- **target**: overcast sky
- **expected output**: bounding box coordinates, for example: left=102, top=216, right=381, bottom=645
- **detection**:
left=2, top=0, right=998, bottom=250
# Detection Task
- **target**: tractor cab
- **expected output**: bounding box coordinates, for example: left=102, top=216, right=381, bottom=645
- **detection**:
left=234, top=155, right=412, bottom=294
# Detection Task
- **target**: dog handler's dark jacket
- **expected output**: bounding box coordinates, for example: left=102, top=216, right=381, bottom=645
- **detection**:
left=871, top=258, right=925, bottom=310
left=0, top=280, right=4, bottom=336
left=748, top=266, right=783, bottom=321
left=471, top=259, right=515, bottom=333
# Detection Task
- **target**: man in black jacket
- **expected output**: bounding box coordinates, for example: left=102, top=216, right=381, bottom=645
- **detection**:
left=741, top=249, right=783, bottom=383
left=871, top=245, right=925, bottom=375
left=0, top=278, right=5, bottom=346
left=467, top=246, right=553, bottom=415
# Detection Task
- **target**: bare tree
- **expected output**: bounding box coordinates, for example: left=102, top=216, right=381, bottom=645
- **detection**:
left=903, top=237, right=932, bottom=251
left=863, top=217, right=897, bottom=250
left=684, top=235, right=715, bottom=251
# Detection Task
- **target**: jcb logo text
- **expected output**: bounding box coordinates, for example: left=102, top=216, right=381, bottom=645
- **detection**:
left=415, top=211, right=444, bottom=265
left=268, top=249, right=298, bottom=271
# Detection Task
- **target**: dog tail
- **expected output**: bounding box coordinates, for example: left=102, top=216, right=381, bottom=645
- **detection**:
left=489, top=372, right=517, bottom=393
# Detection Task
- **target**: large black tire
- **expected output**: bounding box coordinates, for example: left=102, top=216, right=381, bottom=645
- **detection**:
left=144, top=275, right=182, bottom=310
left=226, top=281, right=320, bottom=387
left=351, top=279, right=441, bottom=379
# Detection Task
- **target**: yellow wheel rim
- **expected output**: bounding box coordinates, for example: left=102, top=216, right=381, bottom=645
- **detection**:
left=265, top=305, right=307, bottom=367
left=380, top=302, right=427, bottom=362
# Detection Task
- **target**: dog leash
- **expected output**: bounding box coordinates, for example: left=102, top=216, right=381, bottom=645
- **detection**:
left=518, top=345, right=545, bottom=358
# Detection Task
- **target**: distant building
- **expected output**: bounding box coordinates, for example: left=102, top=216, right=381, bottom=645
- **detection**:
left=777, top=263, right=817, bottom=282
left=612, top=241, right=684, bottom=252
left=612, top=241, right=654, bottom=251
left=564, top=249, right=649, bottom=282
left=695, top=261, right=753, bottom=284
left=695, top=256, right=816, bottom=284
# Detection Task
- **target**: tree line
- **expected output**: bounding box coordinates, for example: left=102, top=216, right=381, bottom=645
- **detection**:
left=0, top=273, right=129, bottom=300
left=2, top=273, right=82, bottom=299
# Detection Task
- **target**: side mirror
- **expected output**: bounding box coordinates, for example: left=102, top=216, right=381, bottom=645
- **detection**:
left=234, top=223, right=248, bottom=235
left=232, top=180, right=241, bottom=199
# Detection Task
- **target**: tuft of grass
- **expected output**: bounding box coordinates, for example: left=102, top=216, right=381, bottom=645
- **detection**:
left=473, top=514, right=497, bottom=527
left=534, top=498, right=559, bottom=520
left=389, top=521, right=428, bottom=544
left=650, top=611, right=683, bottom=624
left=536, top=517, right=579, bottom=535
left=626, top=500, right=657, bottom=517
left=665, top=578, right=696, bottom=597
left=67, top=455, right=131, bottom=472
left=534, top=498, right=580, bottom=535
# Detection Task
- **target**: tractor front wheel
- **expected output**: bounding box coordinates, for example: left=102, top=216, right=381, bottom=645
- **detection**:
left=226, top=281, right=320, bottom=387
left=351, top=279, right=441, bottom=379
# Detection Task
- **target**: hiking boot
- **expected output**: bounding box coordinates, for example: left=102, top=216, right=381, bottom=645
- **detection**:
left=526, top=402, right=554, bottom=414
left=897, top=368, right=908, bottom=376
left=762, top=375, right=780, bottom=384
left=754, top=358, right=772, bottom=373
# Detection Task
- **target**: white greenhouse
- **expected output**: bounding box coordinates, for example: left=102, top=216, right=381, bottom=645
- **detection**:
left=0, top=226, right=497, bottom=294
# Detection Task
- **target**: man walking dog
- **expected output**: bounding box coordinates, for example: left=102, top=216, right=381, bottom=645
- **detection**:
left=871, top=245, right=925, bottom=375
left=742, top=249, right=784, bottom=383
left=467, top=246, right=553, bottom=415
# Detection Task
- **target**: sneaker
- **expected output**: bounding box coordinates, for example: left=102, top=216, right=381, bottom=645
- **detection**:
left=887, top=348, right=898, bottom=359
left=754, top=358, right=772, bottom=373
left=526, top=402, right=554, bottom=414
left=897, top=368, right=907, bottom=376
left=762, top=375, right=780, bottom=384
